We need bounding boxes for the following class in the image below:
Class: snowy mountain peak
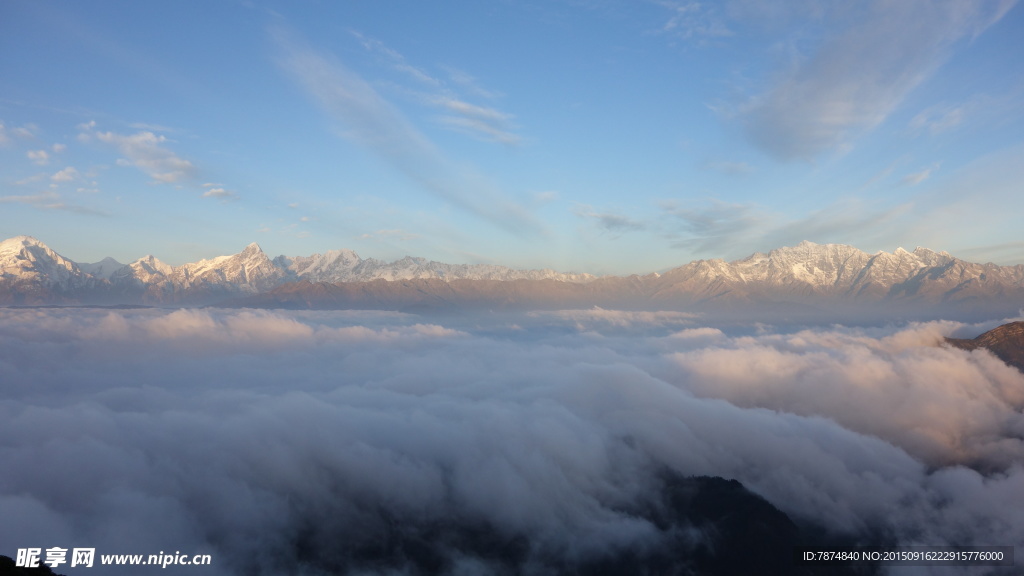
[909,246,951,267]
[279,248,363,280]
[1,235,46,249]
[765,241,867,261]
[79,257,125,280]
[172,243,282,290]
[129,255,173,276]
[240,242,265,257]
[0,235,86,288]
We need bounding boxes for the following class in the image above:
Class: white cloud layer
[1,308,1022,574]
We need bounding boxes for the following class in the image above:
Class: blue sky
[1,0,1022,274]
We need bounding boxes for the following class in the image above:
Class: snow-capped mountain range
[3,235,1024,319]
[0,235,592,305]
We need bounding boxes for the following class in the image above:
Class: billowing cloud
[2,308,1022,574]
[27,149,50,166]
[50,166,80,183]
[737,1,1016,160]
[90,129,196,183]
[201,187,236,200]
[664,321,1024,471]
[529,307,698,330]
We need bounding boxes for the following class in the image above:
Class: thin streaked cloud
[575,204,646,235]
[736,1,1016,161]
[900,163,940,186]
[351,31,522,145]
[274,28,541,236]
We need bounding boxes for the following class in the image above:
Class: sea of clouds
[1,307,1022,574]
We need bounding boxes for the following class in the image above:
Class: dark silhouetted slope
[945,321,1024,372]
[0,555,66,576]
[261,473,876,576]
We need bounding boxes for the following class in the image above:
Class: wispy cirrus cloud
[574,204,646,235]
[735,0,1017,161]
[567,193,913,260]
[351,31,521,145]
[661,200,768,254]
[653,0,733,40]
[442,65,502,100]
[273,28,540,236]
[758,200,913,250]
[360,229,419,242]
[900,163,940,186]
[0,189,107,216]
[0,121,36,144]
[0,190,61,206]
[431,97,521,145]
[661,198,912,259]
[954,240,1024,265]
[909,103,967,135]
[908,89,1024,136]
[350,30,442,88]
[703,160,754,175]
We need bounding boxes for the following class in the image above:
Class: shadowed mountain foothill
[945,321,1024,372]
[0,475,876,576]
[222,473,877,576]
[0,556,65,576]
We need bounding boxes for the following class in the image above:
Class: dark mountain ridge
[945,321,1024,372]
